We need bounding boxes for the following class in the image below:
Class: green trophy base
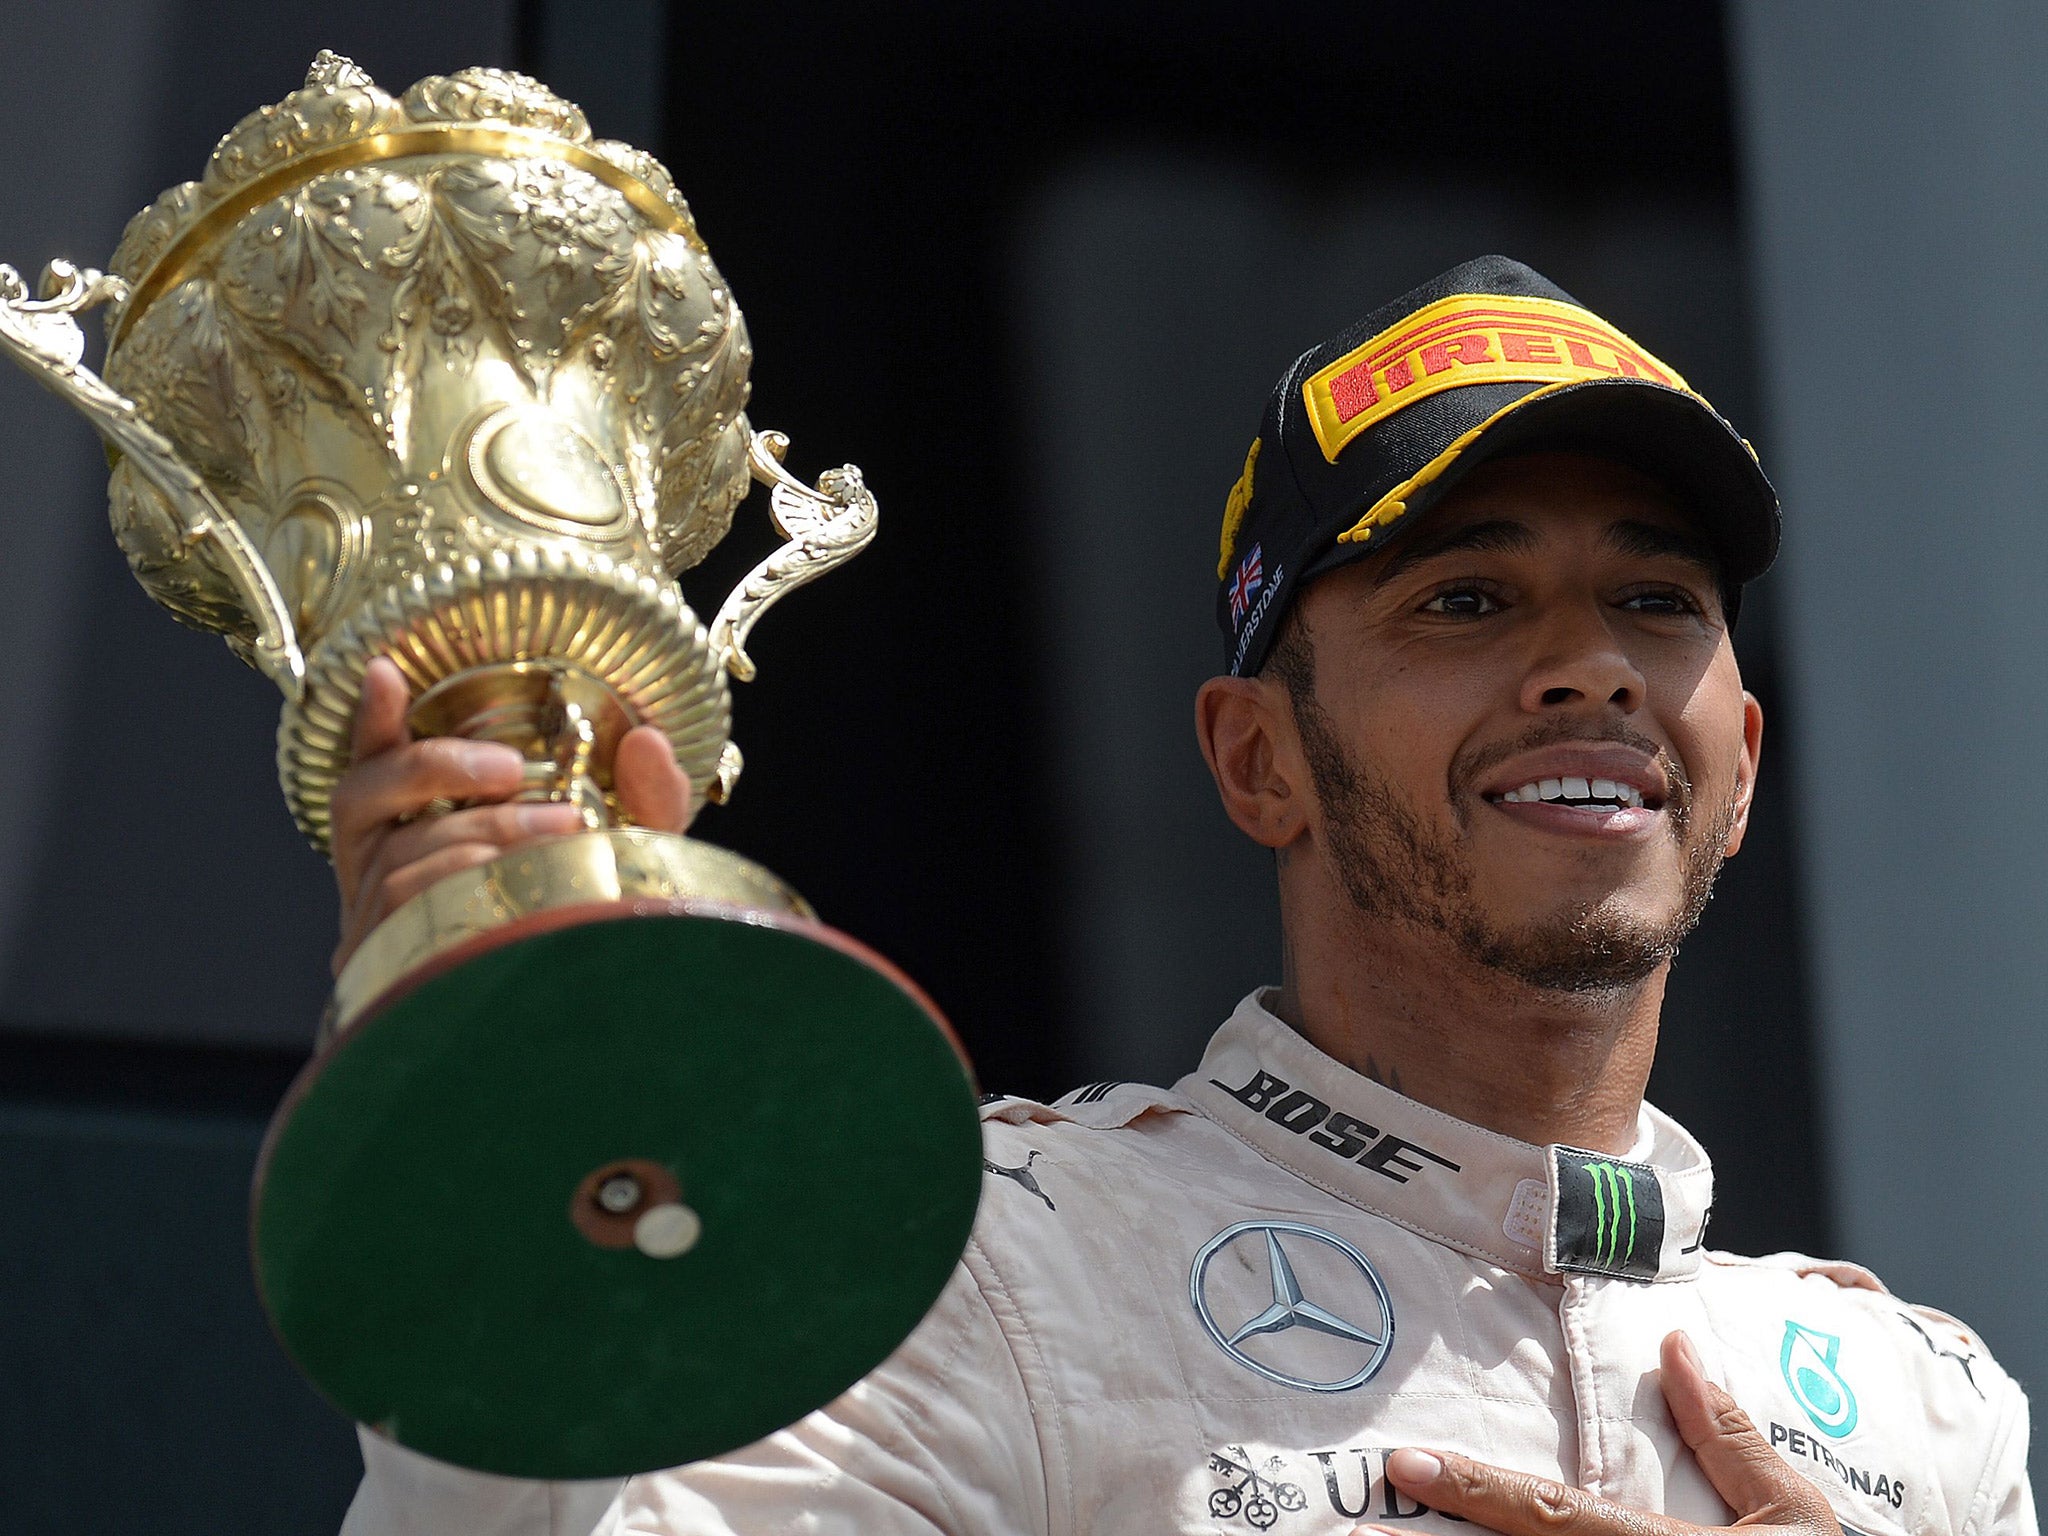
[252,904,982,1479]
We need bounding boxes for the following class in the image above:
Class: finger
[1380,1448,1680,1536]
[365,799,585,890]
[329,737,527,886]
[613,724,692,832]
[1660,1332,1834,1525]
[351,658,413,764]
[343,800,583,954]
[333,840,505,976]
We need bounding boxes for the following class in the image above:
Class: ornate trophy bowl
[0,54,981,1477]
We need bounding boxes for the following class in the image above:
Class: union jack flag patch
[1228,544,1264,629]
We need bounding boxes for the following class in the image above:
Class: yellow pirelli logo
[1301,293,1694,463]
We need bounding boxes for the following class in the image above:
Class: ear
[1195,674,1310,850]
[1721,690,1765,857]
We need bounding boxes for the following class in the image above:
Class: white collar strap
[1177,992,1715,1283]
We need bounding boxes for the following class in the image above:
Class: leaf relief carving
[106,459,259,645]
[400,68,589,142]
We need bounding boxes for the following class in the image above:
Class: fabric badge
[1551,1146,1665,1280]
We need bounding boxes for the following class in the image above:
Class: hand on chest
[1050,1209,1954,1536]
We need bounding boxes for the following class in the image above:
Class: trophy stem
[544,671,606,829]
[330,828,814,1035]
[406,660,633,830]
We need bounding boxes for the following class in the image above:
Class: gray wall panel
[0,1,182,997]
[1731,0,2048,1432]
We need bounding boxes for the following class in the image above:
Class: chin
[1485,876,1686,934]
[1458,891,1693,994]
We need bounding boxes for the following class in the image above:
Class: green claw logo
[1781,1321,1858,1439]
[1552,1147,1665,1278]
[1581,1160,1640,1268]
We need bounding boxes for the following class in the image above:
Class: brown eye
[1423,586,1500,617]
[1619,587,1702,617]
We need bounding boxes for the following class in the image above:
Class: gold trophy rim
[113,123,697,349]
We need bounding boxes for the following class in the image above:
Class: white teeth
[1495,777,1649,809]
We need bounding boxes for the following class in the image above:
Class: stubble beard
[1291,696,1735,995]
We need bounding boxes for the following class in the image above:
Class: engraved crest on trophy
[0,52,981,1478]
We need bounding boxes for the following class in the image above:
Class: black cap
[1215,255,1779,676]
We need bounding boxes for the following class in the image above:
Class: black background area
[643,0,1826,1258]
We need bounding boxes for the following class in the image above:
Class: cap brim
[1309,378,1780,593]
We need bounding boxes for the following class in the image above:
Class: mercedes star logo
[1189,1220,1395,1392]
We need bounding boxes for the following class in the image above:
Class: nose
[1517,605,1646,716]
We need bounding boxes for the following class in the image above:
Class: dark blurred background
[3,1,2042,1528]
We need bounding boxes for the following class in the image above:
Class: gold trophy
[0,53,981,1477]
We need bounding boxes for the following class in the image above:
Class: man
[337,257,2032,1535]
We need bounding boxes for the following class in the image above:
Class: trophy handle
[708,430,879,687]
[0,260,305,697]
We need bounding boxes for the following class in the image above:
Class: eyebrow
[1373,519,1538,584]
[1602,518,1720,575]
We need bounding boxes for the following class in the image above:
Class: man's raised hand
[327,656,692,974]
[1360,1332,1838,1536]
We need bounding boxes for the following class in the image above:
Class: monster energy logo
[1553,1147,1666,1280]
[1583,1160,1641,1267]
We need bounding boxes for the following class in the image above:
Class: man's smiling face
[1271,450,1762,993]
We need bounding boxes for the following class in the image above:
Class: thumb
[612,724,693,833]
[351,657,413,763]
[1660,1332,1832,1525]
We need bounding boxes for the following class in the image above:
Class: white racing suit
[343,992,2035,1536]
